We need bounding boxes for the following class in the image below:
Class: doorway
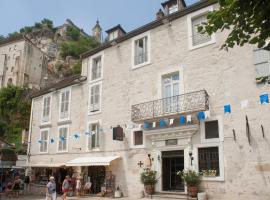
[162,150,184,191]
[88,166,106,194]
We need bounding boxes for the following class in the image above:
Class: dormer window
[161,0,186,15]
[106,25,126,42]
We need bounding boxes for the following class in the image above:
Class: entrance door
[162,150,184,191]
[88,166,106,194]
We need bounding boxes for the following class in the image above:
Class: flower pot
[144,183,155,195]
[188,186,198,197]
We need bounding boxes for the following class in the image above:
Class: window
[205,120,219,139]
[187,6,215,50]
[109,30,118,41]
[192,14,211,46]
[253,49,270,78]
[58,126,68,152]
[198,147,220,176]
[42,96,51,123]
[162,72,180,113]
[91,56,102,81]
[133,32,150,68]
[40,130,49,153]
[113,126,124,141]
[169,4,178,14]
[59,89,70,120]
[89,83,101,113]
[87,122,99,150]
[134,131,143,145]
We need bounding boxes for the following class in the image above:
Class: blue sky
[0,0,198,37]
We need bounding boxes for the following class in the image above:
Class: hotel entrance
[162,150,184,191]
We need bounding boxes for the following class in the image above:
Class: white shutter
[253,49,270,77]
[90,84,100,112]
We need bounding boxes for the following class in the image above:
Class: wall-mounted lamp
[157,155,160,161]
[189,150,194,166]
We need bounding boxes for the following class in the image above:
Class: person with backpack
[46,176,56,200]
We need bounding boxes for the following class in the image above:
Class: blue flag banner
[179,116,185,125]
[144,122,150,129]
[198,111,205,121]
[159,120,167,127]
[38,140,42,144]
[74,133,80,139]
[60,136,65,141]
[260,93,269,104]
[50,138,55,144]
[224,104,231,114]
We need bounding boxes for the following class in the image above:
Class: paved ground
[1,194,154,200]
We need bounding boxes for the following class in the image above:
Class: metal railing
[131,90,209,122]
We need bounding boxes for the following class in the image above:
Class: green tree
[41,18,53,29]
[8,32,21,38]
[66,26,80,41]
[60,36,99,58]
[198,0,270,50]
[0,86,31,148]
[0,35,5,41]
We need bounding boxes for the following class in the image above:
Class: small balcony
[131,90,209,123]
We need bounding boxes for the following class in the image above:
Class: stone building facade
[27,0,270,199]
[0,35,47,89]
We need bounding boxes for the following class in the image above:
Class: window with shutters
[253,49,270,78]
[59,89,71,120]
[87,122,100,150]
[132,32,150,69]
[39,129,49,153]
[58,126,68,152]
[42,95,51,123]
[191,15,211,46]
[198,147,220,177]
[187,6,215,50]
[89,83,101,114]
[91,56,102,81]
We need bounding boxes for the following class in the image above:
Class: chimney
[156,9,165,20]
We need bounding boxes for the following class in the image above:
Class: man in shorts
[46,176,56,200]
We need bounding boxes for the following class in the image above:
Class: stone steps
[146,192,197,200]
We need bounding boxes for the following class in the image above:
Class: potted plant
[140,168,157,195]
[178,169,201,197]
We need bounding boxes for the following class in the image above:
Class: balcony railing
[131,90,209,123]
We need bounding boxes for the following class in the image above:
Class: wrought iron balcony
[131,90,209,123]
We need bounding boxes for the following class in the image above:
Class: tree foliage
[198,0,270,50]
[20,18,54,34]
[0,86,31,148]
[60,36,99,59]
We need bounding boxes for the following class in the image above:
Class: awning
[66,156,120,166]
[26,162,66,167]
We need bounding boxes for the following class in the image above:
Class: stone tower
[92,20,102,43]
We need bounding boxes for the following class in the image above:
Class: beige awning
[26,162,66,167]
[66,156,120,166]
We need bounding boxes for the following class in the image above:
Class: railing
[131,90,209,123]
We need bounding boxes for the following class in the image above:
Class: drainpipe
[26,99,34,172]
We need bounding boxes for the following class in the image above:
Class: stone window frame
[58,87,71,122]
[200,115,224,144]
[41,93,52,125]
[57,124,69,153]
[131,31,151,70]
[39,128,49,154]
[89,51,104,84]
[130,127,145,149]
[187,5,216,50]
[193,142,225,181]
[86,120,101,152]
[88,82,102,115]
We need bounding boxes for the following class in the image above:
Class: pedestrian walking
[61,175,70,200]
[46,176,57,200]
